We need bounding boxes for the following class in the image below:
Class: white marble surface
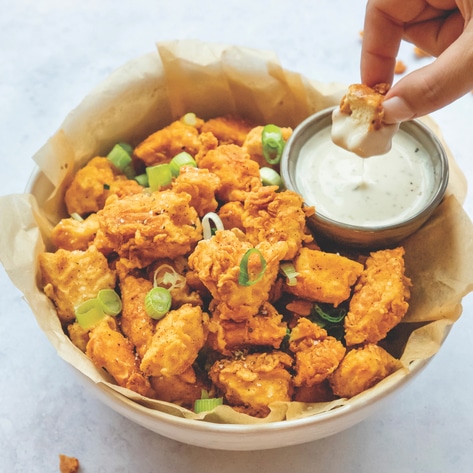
[1,0,473,471]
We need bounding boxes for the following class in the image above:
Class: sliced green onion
[145,287,172,320]
[260,166,284,189]
[262,124,285,165]
[134,173,149,187]
[153,264,187,291]
[118,142,133,155]
[312,303,347,324]
[70,212,84,222]
[202,212,225,240]
[146,163,173,192]
[96,289,122,316]
[75,299,107,329]
[107,143,133,173]
[280,262,299,286]
[238,248,267,286]
[169,151,197,177]
[194,397,223,413]
[182,112,198,126]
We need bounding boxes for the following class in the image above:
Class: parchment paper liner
[1,40,472,425]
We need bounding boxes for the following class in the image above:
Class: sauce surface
[295,127,434,227]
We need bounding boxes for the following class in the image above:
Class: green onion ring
[96,289,122,316]
[260,166,284,189]
[280,262,299,286]
[202,212,225,240]
[75,299,107,330]
[194,397,223,413]
[262,124,285,165]
[145,287,172,320]
[238,248,267,286]
[146,163,173,192]
[169,151,197,177]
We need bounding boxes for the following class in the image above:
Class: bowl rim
[280,107,450,233]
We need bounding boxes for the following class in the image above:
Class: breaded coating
[329,344,403,398]
[59,454,80,473]
[241,186,313,260]
[344,247,411,346]
[94,190,202,268]
[286,247,364,307]
[209,351,293,418]
[197,144,261,202]
[86,317,152,396]
[207,301,288,355]
[133,118,202,167]
[200,115,254,146]
[217,201,245,232]
[39,245,116,324]
[67,322,90,352]
[289,318,346,387]
[188,229,287,322]
[242,125,293,168]
[64,156,141,216]
[117,268,156,359]
[51,213,100,251]
[140,304,209,377]
[171,166,221,217]
[149,366,207,409]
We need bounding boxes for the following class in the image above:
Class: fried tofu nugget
[94,190,202,268]
[289,318,346,387]
[140,304,209,377]
[86,317,152,396]
[329,344,403,398]
[242,125,293,168]
[200,115,254,145]
[197,144,261,202]
[286,247,364,307]
[117,267,156,359]
[207,301,288,355]
[171,166,221,216]
[242,186,313,260]
[344,247,411,346]
[133,117,203,167]
[188,229,287,322]
[51,213,100,251]
[209,351,294,417]
[39,245,116,324]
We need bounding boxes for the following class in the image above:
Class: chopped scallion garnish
[201,212,224,240]
[169,151,197,177]
[107,143,135,178]
[134,173,149,187]
[146,163,173,192]
[182,112,198,126]
[144,287,172,320]
[238,248,267,286]
[193,390,223,413]
[260,166,284,189]
[153,264,187,291]
[75,299,107,329]
[262,124,285,165]
[96,289,122,316]
[280,262,299,286]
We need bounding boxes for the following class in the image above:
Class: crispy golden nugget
[64,156,142,216]
[140,304,209,377]
[51,213,100,251]
[67,322,90,352]
[293,380,335,403]
[286,247,364,307]
[217,201,245,232]
[242,186,313,260]
[207,301,288,355]
[149,366,207,408]
[171,166,221,216]
[242,125,293,168]
[39,245,116,324]
[86,317,152,396]
[188,229,287,322]
[196,144,261,202]
[209,351,293,418]
[94,190,202,268]
[289,318,346,387]
[344,247,411,346]
[133,118,203,167]
[200,115,254,146]
[329,344,403,398]
[117,268,156,359]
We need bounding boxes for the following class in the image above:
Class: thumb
[383,30,473,123]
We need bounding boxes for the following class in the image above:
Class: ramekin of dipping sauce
[280,107,449,249]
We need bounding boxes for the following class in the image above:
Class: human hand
[361,0,473,123]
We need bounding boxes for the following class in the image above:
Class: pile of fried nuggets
[39,114,411,418]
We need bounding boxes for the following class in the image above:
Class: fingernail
[383,97,416,124]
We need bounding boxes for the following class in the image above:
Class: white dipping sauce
[295,127,434,227]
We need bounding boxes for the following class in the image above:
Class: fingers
[383,28,473,122]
